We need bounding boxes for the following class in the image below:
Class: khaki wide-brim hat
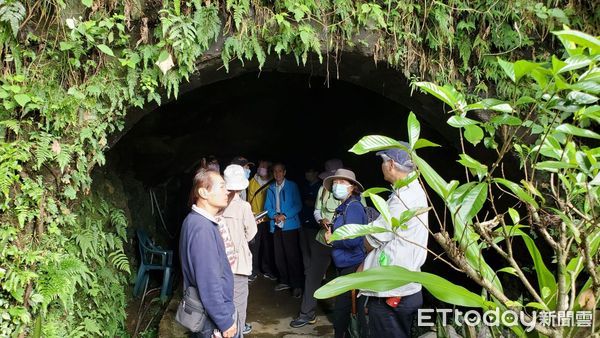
[323,168,364,192]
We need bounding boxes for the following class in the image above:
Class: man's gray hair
[381,154,415,173]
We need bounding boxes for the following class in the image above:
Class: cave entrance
[107,69,463,336]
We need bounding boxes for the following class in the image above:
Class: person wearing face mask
[322,169,368,338]
[247,160,277,282]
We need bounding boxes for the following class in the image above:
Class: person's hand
[320,218,331,229]
[324,227,332,244]
[222,323,237,338]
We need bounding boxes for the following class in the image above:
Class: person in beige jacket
[222,164,258,336]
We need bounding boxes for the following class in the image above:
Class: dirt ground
[157,274,335,337]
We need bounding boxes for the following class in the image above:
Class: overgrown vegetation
[316,30,599,337]
[0,0,597,336]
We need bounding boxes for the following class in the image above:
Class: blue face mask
[332,183,350,200]
[244,168,251,179]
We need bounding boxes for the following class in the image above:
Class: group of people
[179,145,429,338]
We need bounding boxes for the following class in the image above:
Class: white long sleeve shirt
[361,180,429,297]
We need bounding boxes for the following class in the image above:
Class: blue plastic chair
[133,229,174,300]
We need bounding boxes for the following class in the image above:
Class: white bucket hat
[224,164,249,190]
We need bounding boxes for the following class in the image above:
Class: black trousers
[273,228,304,288]
[333,264,367,338]
[299,227,331,319]
[367,291,423,338]
[250,221,277,276]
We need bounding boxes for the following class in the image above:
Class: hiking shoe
[290,315,317,328]
[248,273,258,283]
[262,273,277,281]
[242,323,252,334]
[274,283,291,291]
[292,287,302,298]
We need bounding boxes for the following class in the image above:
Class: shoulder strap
[249,179,274,204]
[342,199,362,224]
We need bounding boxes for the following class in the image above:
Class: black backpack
[340,199,380,224]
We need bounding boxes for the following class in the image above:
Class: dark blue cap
[376,142,414,171]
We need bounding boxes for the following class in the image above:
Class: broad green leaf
[81,0,93,7]
[413,154,448,198]
[503,226,556,307]
[497,267,518,277]
[414,82,464,111]
[393,171,419,189]
[497,58,515,82]
[393,207,431,228]
[515,96,536,105]
[567,91,598,105]
[97,44,115,57]
[508,208,520,224]
[452,183,487,225]
[464,125,484,146]
[457,154,488,180]
[514,60,541,82]
[329,223,389,241]
[315,266,486,308]
[552,30,600,53]
[556,123,600,139]
[349,135,404,155]
[559,55,592,73]
[362,187,390,197]
[369,194,391,226]
[490,114,522,126]
[407,112,420,148]
[525,302,550,311]
[14,94,31,107]
[494,178,539,209]
[535,161,577,172]
[466,98,513,113]
[413,138,441,150]
[447,115,479,128]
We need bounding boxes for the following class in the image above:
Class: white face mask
[244,168,251,179]
[332,183,350,200]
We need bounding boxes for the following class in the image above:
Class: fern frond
[108,249,130,274]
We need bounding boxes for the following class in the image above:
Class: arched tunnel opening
[103,69,480,336]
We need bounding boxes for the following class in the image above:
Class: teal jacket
[265,179,302,232]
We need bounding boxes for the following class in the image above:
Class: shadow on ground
[159,274,335,337]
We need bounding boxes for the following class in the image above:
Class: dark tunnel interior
[106,70,484,300]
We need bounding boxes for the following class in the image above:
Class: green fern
[108,249,130,274]
[0,0,25,38]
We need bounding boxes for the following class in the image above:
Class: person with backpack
[290,158,344,328]
[323,168,368,338]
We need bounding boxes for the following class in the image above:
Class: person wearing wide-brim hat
[322,168,364,194]
[322,168,368,338]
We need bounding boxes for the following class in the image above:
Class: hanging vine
[0,0,597,336]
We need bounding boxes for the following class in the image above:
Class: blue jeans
[367,291,423,338]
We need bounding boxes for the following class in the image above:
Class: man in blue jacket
[264,162,304,297]
[180,169,238,337]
